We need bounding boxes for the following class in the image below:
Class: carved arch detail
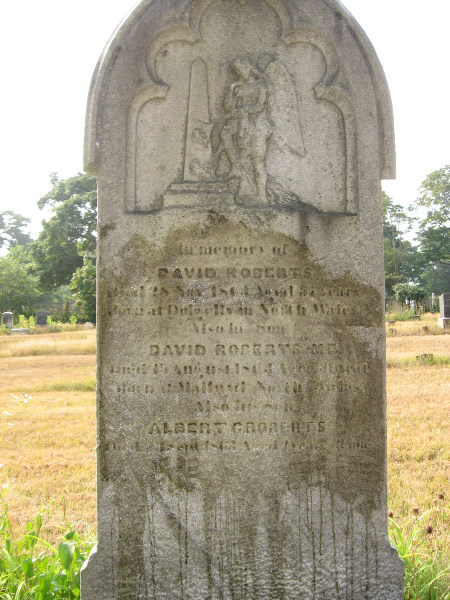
[85,0,394,211]
[132,0,358,213]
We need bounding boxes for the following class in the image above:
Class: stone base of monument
[163,182,235,208]
[437,318,450,329]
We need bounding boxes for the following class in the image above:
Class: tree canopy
[382,192,419,297]
[32,173,97,289]
[0,256,41,315]
[70,257,96,323]
[413,165,450,266]
[0,211,32,250]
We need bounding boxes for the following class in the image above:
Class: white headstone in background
[438,293,450,329]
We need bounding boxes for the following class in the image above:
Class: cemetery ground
[0,317,449,597]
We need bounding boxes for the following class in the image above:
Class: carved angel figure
[215,57,305,205]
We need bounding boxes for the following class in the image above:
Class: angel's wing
[265,61,305,157]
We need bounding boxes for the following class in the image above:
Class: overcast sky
[1,0,449,237]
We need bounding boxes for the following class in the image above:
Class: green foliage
[393,282,427,307]
[70,258,96,323]
[0,257,41,315]
[382,192,420,296]
[390,511,450,599]
[0,324,11,336]
[387,309,416,322]
[31,173,97,290]
[420,263,450,298]
[45,316,64,333]
[0,504,94,599]
[383,192,412,242]
[413,165,450,268]
[6,244,34,269]
[384,238,421,297]
[0,212,32,250]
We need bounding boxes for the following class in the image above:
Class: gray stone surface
[437,294,450,329]
[437,318,450,330]
[82,0,403,598]
[439,293,450,319]
[1,312,13,328]
[36,311,51,326]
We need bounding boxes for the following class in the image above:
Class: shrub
[389,507,450,599]
[0,504,94,599]
[0,257,41,316]
[46,316,64,333]
[70,258,96,323]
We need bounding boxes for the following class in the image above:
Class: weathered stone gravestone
[1,312,13,328]
[82,0,403,598]
[438,293,450,329]
[36,311,51,326]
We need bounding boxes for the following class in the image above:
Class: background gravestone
[82,0,404,598]
[1,312,13,328]
[438,293,450,329]
[36,311,51,326]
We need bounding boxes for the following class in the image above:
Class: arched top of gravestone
[85,0,395,214]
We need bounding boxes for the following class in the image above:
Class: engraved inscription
[95,217,390,600]
[101,232,379,484]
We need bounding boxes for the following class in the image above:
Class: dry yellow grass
[386,312,450,337]
[0,355,95,394]
[0,330,96,358]
[387,366,450,509]
[0,330,97,541]
[0,389,96,540]
[386,334,450,366]
[0,328,449,559]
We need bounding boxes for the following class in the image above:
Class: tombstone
[82,1,403,598]
[438,293,450,329]
[36,311,51,326]
[11,329,29,335]
[388,319,396,326]
[414,314,420,321]
[432,292,436,310]
[1,312,13,328]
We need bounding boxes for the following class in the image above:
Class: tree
[0,256,41,316]
[382,192,419,296]
[384,237,420,297]
[413,165,450,267]
[32,173,97,289]
[70,257,96,323]
[392,282,427,309]
[0,211,32,250]
[419,262,450,298]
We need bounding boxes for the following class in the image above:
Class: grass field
[0,326,449,594]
